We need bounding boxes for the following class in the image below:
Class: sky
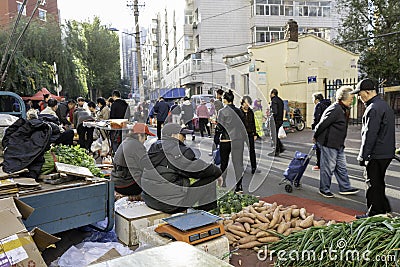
[57,0,163,30]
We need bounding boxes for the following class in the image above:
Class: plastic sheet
[55,242,133,267]
[114,197,146,212]
[82,218,118,243]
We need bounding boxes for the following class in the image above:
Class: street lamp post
[133,0,144,102]
[109,27,143,100]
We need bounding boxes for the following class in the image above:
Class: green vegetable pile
[269,216,400,267]
[210,190,259,215]
[41,145,104,177]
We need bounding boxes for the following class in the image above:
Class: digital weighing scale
[155,210,225,245]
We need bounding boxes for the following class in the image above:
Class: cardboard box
[0,198,60,267]
[115,205,170,246]
[0,198,35,220]
[137,225,230,263]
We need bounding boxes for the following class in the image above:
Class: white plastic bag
[278,126,287,139]
[101,140,110,156]
[90,138,102,152]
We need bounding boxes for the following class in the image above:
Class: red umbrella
[22,87,63,101]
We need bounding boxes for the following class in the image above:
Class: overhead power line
[336,31,400,45]
[0,0,27,73]
[0,0,42,87]
[202,4,252,21]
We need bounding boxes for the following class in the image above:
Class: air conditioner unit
[192,21,197,29]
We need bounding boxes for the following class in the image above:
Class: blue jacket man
[153,97,170,139]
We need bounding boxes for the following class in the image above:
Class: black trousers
[220,140,244,186]
[365,159,392,216]
[246,133,257,171]
[271,121,284,152]
[157,120,164,139]
[316,146,321,167]
[77,125,94,150]
[185,120,195,139]
[115,182,142,196]
[159,175,218,214]
[199,118,210,137]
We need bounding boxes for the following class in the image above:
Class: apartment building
[142,18,162,96]
[0,0,59,27]
[120,29,136,95]
[142,0,341,98]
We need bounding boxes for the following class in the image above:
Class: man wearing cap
[111,123,156,201]
[141,123,222,213]
[351,78,395,218]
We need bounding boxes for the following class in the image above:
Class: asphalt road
[182,125,400,216]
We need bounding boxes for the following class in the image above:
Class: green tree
[65,17,120,99]
[0,15,82,97]
[335,0,400,85]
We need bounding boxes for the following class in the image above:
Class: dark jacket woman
[240,107,257,136]
[314,102,350,150]
[312,99,331,130]
[216,104,246,141]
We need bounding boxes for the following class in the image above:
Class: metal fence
[325,78,400,127]
[324,78,364,125]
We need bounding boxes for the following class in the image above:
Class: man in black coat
[141,123,222,214]
[351,79,395,218]
[153,97,170,139]
[110,90,129,119]
[109,90,130,152]
[269,88,285,156]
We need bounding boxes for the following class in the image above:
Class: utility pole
[128,0,145,102]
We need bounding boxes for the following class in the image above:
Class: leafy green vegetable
[41,145,104,177]
[210,189,259,215]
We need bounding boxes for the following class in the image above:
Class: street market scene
[0,0,400,266]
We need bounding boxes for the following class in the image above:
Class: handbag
[213,146,221,165]
[278,125,287,139]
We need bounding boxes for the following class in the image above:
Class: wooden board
[0,168,29,179]
[55,162,93,178]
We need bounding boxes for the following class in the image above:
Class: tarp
[22,88,63,101]
[149,88,186,101]
[161,88,186,99]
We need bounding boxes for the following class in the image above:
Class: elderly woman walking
[313,86,359,198]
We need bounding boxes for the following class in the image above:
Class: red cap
[132,123,155,136]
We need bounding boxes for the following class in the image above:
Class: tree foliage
[0,15,121,100]
[335,0,400,85]
[0,15,82,96]
[64,17,120,99]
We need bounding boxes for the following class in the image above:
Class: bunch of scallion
[268,216,400,267]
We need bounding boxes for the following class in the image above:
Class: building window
[256,26,285,43]
[184,36,193,50]
[243,74,249,95]
[185,10,193,24]
[16,1,26,16]
[255,0,331,17]
[230,75,235,89]
[38,9,47,21]
[195,35,199,50]
[299,27,331,40]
